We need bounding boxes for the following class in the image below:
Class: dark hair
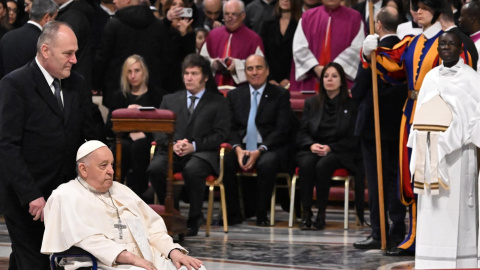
[182,54,220,94]
[464,1,480,19]
[194,27,209,37]
[386,0,407,23]
[316,62,349,107]
[30,0,58,22]
[274,0,301,22]
[377,6,400,32]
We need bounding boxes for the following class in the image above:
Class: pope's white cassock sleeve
[408,61,480,269]
[292,19,364,81]
[41,180,186,269]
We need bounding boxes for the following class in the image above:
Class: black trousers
[4,199,50,270]
[297,152,343,215]
[361,138,406,241]
[223,149,280,219]
[148,153,214,224]
[116,137,151,197]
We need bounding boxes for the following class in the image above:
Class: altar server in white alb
[41,140,206,270]
[408,31,480,269]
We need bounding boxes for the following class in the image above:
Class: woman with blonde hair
[106,54,163,201]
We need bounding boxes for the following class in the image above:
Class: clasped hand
[236,147,260,171]
[310,143,330,156]
[174,139,194,157]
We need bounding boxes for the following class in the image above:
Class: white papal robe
[41,178,186,270]
[408,61,480,269]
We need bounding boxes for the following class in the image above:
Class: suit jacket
[154,90,229,173]
[0,23,41,78]
[226,83,291,152]
[351,35,407,140]
[56,1,94,90]
[0,60,104,214]
[296,96,359,156]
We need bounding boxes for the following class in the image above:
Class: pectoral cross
[114,218,127,239]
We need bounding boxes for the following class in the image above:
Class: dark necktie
[53,79,63,111]
[188,96,197,116]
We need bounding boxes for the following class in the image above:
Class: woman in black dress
[296,62,363,230]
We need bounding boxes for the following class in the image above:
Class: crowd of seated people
[10,1,480,268]
[4,0,480,264]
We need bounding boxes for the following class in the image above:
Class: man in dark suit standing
[0,0,58,78]
[0,21,104,269]
[147,54,229,237]
[55,0,94,90]
[223,54,291,226]
[351,6,407,251]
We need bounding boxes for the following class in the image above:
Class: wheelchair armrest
[50,246,98,270]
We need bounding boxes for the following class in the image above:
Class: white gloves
[362,34,379,56]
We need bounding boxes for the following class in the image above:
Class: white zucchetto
[76,140,107,161]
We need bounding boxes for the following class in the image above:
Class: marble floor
[0,203,415,270]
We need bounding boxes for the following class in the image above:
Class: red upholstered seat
[290,99,305,112]
[332,168,349,178]
[289,91,317,99]
[173,172,218,184]
[112,108,176,120]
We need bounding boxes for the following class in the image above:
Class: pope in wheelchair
[41,140,206,270]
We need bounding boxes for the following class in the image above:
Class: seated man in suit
[223,54,291,226]
[147,54,229,237]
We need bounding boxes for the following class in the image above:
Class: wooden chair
[111,108,187,237]
[289,168,353,229]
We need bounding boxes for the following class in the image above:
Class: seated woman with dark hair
[106,55,163,201]
[296,62,364,230]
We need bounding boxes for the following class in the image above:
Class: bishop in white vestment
[41,141,205,270]
[407,32,480,269]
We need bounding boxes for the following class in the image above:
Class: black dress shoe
[300,218,312,230]
[353,236,381,250]
[384,247,415,256]
[256,217,271,227]
[186,216,206,237]
[300,210,313,230]
[218,215,243,226]
[314,218,325,230]
[314,211,325,230]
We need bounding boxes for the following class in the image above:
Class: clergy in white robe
[407,32,480,269]
[41,140,205,270]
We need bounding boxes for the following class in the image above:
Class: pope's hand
[170,249,204,270]
[362,34,379,56]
